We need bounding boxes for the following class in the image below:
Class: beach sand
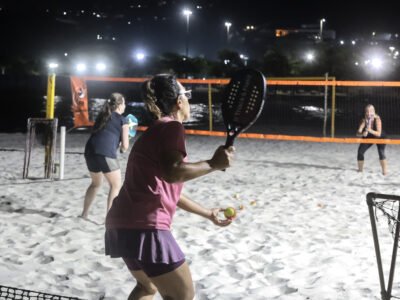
[0,132,399,300]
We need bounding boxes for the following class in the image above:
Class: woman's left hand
[208,208,232,227]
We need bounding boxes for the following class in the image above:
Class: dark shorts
[123,257,185,277]
[105,228,185,278]
[85,153,119,173]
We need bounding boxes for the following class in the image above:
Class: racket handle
[222,136,235,171]
[225,135,235,148]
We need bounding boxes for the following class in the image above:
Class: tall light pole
[225,21,232,44]
[319,18,326,42]
[183,9,192,57]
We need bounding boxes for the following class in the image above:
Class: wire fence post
[331,78,336,137]
[323,73,329,137]
[208,83,213,131]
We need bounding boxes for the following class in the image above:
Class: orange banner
[70,76,93,128]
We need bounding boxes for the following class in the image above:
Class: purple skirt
[105,228,185,264]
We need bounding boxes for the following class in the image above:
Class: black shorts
[85,153,120,173]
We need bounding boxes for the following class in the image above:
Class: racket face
[221,69,266,146]
[126,114,138,138]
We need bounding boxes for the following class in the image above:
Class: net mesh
[0,286,81,300]
[371,198,400,243]
[62,77,400,138]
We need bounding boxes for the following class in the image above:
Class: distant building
[275,24,336,41]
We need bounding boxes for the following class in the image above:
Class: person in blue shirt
[81,93,129,219]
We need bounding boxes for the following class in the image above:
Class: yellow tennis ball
[224,207,236,219]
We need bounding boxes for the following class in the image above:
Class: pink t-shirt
[106,117,187,230]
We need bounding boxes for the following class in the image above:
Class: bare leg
[103,169,122,212]
[357,160,364,172]
[150,262,195,300]
[127,270,158,300]
[380,159,388,175]
[81,172,103,218]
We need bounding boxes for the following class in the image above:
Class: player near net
[105,74,235,300]
[81,93,130,219]
[356,104,388,175]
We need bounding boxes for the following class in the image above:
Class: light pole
[225,21,232,44]
[319,18,326,42]
[183,9,192,57]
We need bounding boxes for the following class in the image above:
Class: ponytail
[142,74,180,120]
[92,93,124,133]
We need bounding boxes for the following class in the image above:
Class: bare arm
[356,119,366,137]
[177,194,232,226]
[177,193,211,218]
[160,146,234,183]
[120,124,130,153]
[367,117,382,137]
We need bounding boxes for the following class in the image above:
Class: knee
[110,181,121,191]
[139,282,158,295]
[357,153,364,161]
[129,282,157,299]
[89,182,102,189]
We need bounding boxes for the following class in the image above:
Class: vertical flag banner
[70,76,93,128]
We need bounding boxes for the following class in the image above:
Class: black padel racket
[222,68,266,147]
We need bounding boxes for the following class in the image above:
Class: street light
[183,9,192,57]
[48,62,59,70]
[225,21,232,44]
[76,63,87,73]
[136,52,145,61]
[305,52,315,62]
[319,18,326,41]
[240,54,248,66]
[95,62,106,72]
[371,57,383,70]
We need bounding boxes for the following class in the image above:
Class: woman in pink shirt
[105,74,235,300]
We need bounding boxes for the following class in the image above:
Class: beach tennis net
[0,285,81,300]
[61,76,400,139]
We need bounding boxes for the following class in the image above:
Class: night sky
[1,0,399,60]
[1,0,395,33]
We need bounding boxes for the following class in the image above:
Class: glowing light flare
[371,57,383,69]
[183,9,192,16]
[48,62,59,69]
[305,52,315,62]
[95,63,106,71]
[76,63,87,72]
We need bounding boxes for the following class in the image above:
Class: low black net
[0,286,81,300]
[367,193,400,300]
[371,198,400,243]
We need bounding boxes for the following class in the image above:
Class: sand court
[0,132,399,299]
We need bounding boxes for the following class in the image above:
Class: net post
[46,73,56,119]
[208,83,213,131]
[386,204,400,298]
[366,192,388,300]
[323,73,328,137]
[59,126,66,180]
[330,78,336,138]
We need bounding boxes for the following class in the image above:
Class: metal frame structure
[367,192,400,300]
[22,118,58,179]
